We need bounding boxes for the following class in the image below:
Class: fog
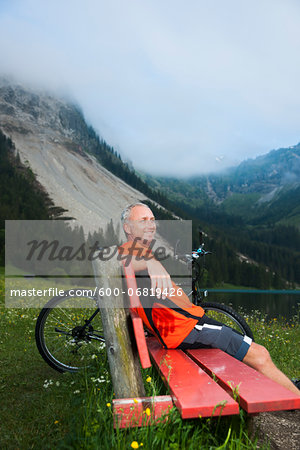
[1,0,300,176]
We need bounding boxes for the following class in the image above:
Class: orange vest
[118,241,204,348]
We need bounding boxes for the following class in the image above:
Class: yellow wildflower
[146,376,151,383]
[131,441,139,449]
[106,403,111,407]
[145,408,151,416]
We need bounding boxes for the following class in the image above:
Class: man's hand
[146,258,173,300]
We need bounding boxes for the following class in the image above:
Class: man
[119,202,299,395]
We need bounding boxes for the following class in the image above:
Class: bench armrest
[121,260,152,369]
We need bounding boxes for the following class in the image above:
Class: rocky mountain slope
[0,79,149,233]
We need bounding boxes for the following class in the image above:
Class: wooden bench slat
[147,338,239,418]
[121,260,152,368]
[187,348,300,413]
[130,311,152,368]
[121,260,142,308]
[113,395,174,428]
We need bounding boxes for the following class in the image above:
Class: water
[206,290,300,322]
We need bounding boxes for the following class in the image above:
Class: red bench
[113,262,300,428]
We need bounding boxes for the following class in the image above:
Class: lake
[206,290,300,322]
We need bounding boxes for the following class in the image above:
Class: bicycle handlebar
[174,246,212,262]
[173,242,212,286]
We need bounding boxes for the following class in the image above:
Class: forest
[0,130,68,265]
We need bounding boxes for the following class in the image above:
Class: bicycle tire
[201,301,254,341]
[35,292,105,373]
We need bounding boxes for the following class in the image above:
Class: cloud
[1,0,300,175]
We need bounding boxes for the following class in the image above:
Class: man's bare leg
[243,342,300,395]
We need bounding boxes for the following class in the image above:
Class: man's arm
[130,256,173,300]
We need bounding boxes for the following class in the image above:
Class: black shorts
[179,314,252,361]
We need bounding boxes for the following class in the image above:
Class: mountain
[140,144,300,289]
[142,145,300,228]
[1,79,299,288]
[0,78,175,234]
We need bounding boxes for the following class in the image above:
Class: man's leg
[180,316,299,396]
[243,342,300,395]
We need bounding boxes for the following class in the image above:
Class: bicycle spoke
[36,296,106,372]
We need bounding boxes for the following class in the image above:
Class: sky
[1,0,300,176]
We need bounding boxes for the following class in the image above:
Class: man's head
[121,202,156,245]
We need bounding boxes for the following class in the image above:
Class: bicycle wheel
[202,301,254,341]
[35,292,105,373]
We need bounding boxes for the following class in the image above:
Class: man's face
[124,205,156,244]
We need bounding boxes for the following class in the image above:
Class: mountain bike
[35,240,254,373]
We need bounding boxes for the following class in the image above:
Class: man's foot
[291,378,300,390]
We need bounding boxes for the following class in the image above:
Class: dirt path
[252,410,300,449]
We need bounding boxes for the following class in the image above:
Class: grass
[1,270,299,449]
[244,308,300,377]
[0,275,84,449]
